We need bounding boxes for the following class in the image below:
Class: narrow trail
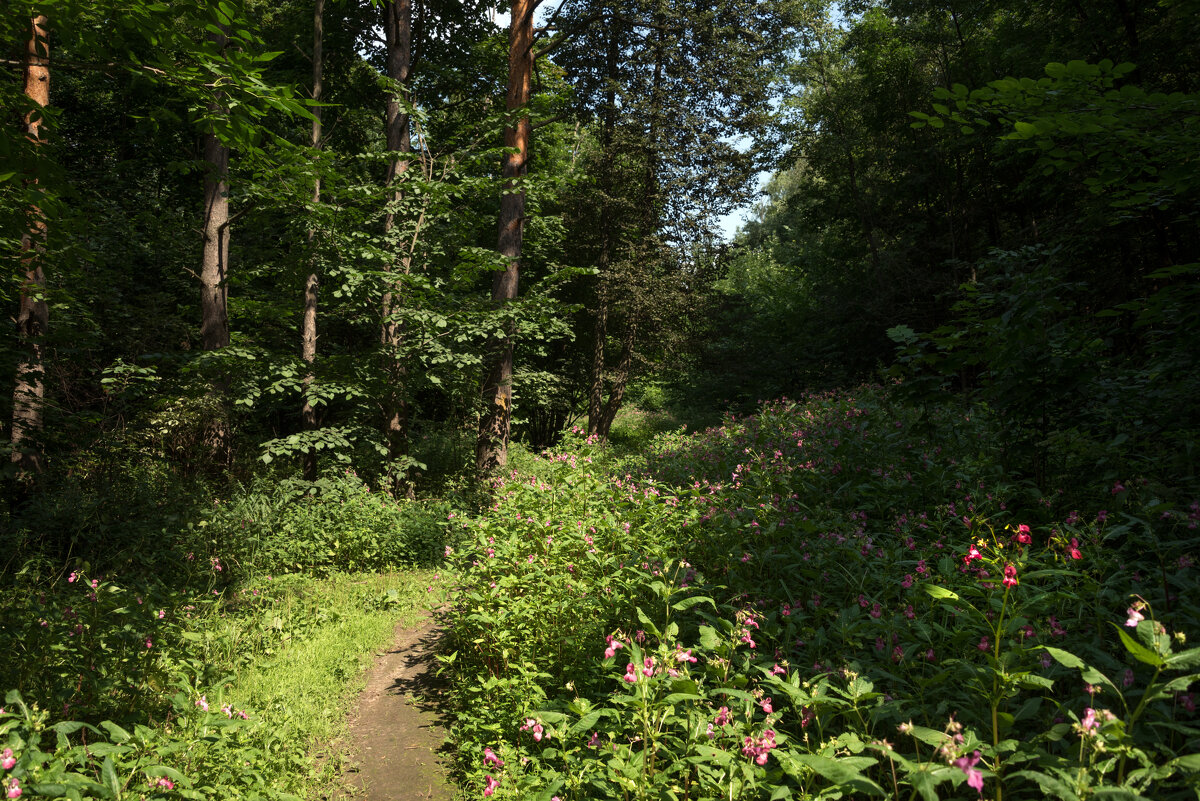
[340,614,455,800]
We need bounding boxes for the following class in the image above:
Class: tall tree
[199,25,232,353]
[380,0,414,494]
[300,0,325,481]
[476,0,537,473]
[10,12,51,477]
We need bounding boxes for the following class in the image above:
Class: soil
[339,614,456,800]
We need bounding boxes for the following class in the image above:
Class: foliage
[441,387,1200,799]
[0,562,445,800]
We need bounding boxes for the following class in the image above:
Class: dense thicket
[687,0,1200,493]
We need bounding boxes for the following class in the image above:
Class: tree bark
[11,13,51,477]
[598,313,637,440]
[381,0,415,496]
[587,20,619,437]
[300,0,325,481]
[476,0,535,475]
[199,28,231,352]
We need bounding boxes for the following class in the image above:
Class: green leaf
[1043,646,1085,669]
[102,755,121,797]
[671,595,715,612]
[924,585,960,601]
[1112,623,1164,667]
[100,720,132,743]
[782,754,884,795]
[1165,647,1200,670]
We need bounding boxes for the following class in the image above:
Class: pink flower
[953,750,984,793]
[870,602,883,619]
[977,636,990,652]
[1080,707,1099,732]
[1125,607,1144,627]
[770,663,786,676]
[1002,564,1018,588]
[623,663,637,683]
[145,638,154,649]
[901,574,913,588]
[604,635,624,659]
[714,706,731,727]
[963,546,982,564]
[1,749,14,770]
[1112,481,1125,494]
[1015,524,1032,545]
[760,697,773,714]
[1069,538,1083,559]
[520,718,544,741]
[483,774,500,796]
[155,777,174,789]
[587,731,600,748]
[483,747,504,767]
[904,604,915,619]
[68,572,77,583]
[195,695,209,712]
[675,649,697,664]
[6,778,21,799]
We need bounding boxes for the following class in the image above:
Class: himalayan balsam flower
[6,778,21,799]
[954,750,984,794]
[483,775,500,796]
[1125,607,1145,627]
[1015,524,1032,545]
[155,778,175,790]
[195,695,209,712]
[483,747,504,767]
[623,663,637,683]
[1069,538,1083,560]
[1002,564,1018,588]
[760,697,773,714]
[604,635,624,659]
[0,749,14,770]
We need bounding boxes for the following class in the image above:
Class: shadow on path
[340,613,455,800]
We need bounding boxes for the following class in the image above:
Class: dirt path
[340,615,456,800]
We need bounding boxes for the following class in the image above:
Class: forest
[2,0,1198,799]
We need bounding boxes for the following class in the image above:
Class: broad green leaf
[783,753,884,795]
[1113,623,1164,667]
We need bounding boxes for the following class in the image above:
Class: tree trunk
[586,281,607,435]
[199,29,231,352]
[598,313,637,440]
[476,0,534,474]
[587,21,619,437]
[381,0,415,496]
[11,13,51,478]
[300,0,325,482]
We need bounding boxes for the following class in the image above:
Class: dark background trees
[2,0,1197,524]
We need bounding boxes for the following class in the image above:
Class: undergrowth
[441,387,1200,800]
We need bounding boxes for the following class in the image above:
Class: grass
[225,571,448,792]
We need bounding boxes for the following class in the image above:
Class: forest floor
[339,612,456,800]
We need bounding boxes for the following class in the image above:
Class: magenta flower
[963,546,982,564]
[977,636,990,652]
[953,750,984,793]
[1125,607,1144,627]
[1080,707,1099,732]
[603,635,624,659]
[483,774,500,796]
[1,749,14,770]
[1015,524,1032,545]
[483,747,504,767]
[760,697,773,714]
[6,778,21,799]
[623,663,637,683]
[1002,564,1018,588]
